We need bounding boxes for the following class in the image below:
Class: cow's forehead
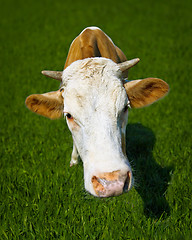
[62,58,128,116]
[62,57,122,83]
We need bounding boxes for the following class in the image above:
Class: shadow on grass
[126,123,172,219]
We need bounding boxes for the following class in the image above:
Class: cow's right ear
[25,89,64,119]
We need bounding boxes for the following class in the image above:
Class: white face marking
[62,58,132,196]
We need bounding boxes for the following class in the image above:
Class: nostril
[123,171,132,192]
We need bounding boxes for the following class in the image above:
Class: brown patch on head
[124,78,169,108]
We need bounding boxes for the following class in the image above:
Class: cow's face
[26,57,169,197]
[62,58,132,196]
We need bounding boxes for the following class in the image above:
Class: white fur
[61,58,133,196]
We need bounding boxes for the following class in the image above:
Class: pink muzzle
[91,170,132,197]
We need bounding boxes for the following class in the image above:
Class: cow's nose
[91,170,132,197]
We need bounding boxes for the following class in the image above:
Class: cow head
[26,57,169,197]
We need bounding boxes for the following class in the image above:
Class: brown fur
[124,78,169,108]
[25,89,64,119]
[64,28,128,77]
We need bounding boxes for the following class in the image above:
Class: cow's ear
[25,89,64,119]
[124,78,169,108]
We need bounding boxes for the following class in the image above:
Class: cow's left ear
[124,78,169,108]
[25,89,64,119]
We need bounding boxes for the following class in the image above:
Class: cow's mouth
[91,170,132,197]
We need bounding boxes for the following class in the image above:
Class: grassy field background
[0,0,192,239]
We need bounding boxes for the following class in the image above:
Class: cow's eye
[66,113,73,119]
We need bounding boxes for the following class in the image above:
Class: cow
[25,27,169,197]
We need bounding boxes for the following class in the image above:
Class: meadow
[0,0,192,239]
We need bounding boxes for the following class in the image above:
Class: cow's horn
[41,70,63,81]
[118,58,140,72]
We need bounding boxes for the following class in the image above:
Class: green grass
[0,0,192,239]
